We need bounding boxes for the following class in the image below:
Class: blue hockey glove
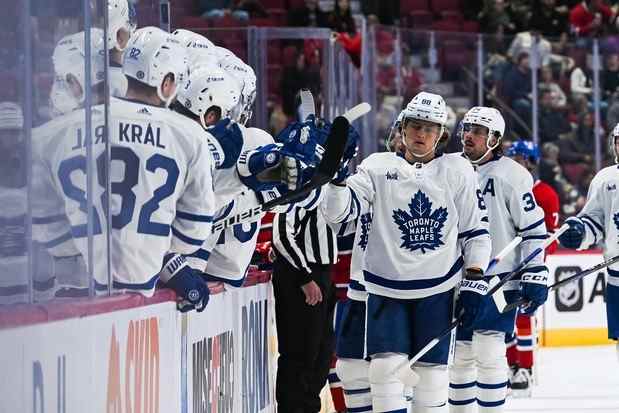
[237,143,284,192]
[558,217,585,249]
[457,269,489,329]
[207,118,244,169]
[519,267,549,315]
[276,115,329,167]
[160,254,210,313]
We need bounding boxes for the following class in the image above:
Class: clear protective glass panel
[1,0,110,306]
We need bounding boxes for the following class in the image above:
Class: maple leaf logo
[358,212,372,250]
[392,190,448,254]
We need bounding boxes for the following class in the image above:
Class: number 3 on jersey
[58,147,179,237]
[522,192,536,212]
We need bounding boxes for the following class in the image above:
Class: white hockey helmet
[50,29,106,115]
[610,123,619,163]
[171,29,219,69]
[460,106,505,164]
[108,0,137,51]
[401,91,448,127]
[177,64,242,129]
[122,26,189,106]
[218,53,256,124]
[0,102,23,131]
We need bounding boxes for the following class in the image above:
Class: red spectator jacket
[570,1,614,36]
[533,180,560,255]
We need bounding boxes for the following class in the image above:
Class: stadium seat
[406,10,433,29]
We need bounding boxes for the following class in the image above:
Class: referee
[272,205,337,413]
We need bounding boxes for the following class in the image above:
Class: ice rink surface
[506,345,619,412]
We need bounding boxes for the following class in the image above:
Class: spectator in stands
[606,90,619,130]
[529,0,570,39]
[556,111,595,184]
[199,0,251,21]
[602,53,619,100]
[507,31,552,66]
[479,0,518,35]
[281,49,322,117]
[287,0,329,27]
[539,88,572,144]
[328,0,361,67]
[360,0,399,26]
[569,0,617,37]
[539,65,567,109]
[503,52,533,132]
[570,63,593,109]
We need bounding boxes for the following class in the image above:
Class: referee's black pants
[272,258,336,413]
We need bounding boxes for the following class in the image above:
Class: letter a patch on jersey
[392,190,448,253]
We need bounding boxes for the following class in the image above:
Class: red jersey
[533,180,560,255]
[570,1,614,36]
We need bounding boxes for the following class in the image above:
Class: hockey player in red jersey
[505,139,560,396]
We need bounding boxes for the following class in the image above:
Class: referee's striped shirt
[272,208,338,273]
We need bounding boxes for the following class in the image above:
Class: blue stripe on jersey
[32,214,66,224]
[481,216,489,223]
[478,399,505,407]
[44,231,73,248]
[522,234,547,241]
[450,381,476,389]
[349,279,367,291]
[581,218,598,245]
[477,381,508,389]
[171,226,205,246]
[581,214,605,235]
[94,273,159,291]
[609,268,619,277]
[363,257,463,290]
[581,214,604,233]
[449,399,476,406]
[214,201,235,222]
[517,338,533,347]
[187,248,211,261]
[516,218,545,233]
[344,387,371,395]
[176,210,213,222]
[339,188,359,223]
[202,271,246,287]
[347,407,373,413]
[304,187,323,210]
[458,228,489,240]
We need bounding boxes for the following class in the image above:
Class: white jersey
[338,209,373,301]
[322,152,491,299]
[186,125,274,285]
[475,155,547,288]
[32,97,215,296]
[576,165,619,286]
[109,64,128,98]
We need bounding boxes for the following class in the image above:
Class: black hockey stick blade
[261,115,350,211]
[501,253,619,313]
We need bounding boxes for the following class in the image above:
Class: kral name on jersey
[71,121,166,150]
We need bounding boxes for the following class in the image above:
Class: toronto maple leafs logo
[358,213,372,250]
[392,190,448,253]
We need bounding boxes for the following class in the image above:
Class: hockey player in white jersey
[321,92,491,412]
[33,26,213,312]
[49,29,106,116]
[107,0,137,97]
[557,123,619,360]
[449,107,549,412]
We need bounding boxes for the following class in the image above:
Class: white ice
[506,345,619,412]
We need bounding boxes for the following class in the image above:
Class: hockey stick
[262,102,371,210]
[500,253,619,314]
[489,223,569,313]
[395,235,524,386]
